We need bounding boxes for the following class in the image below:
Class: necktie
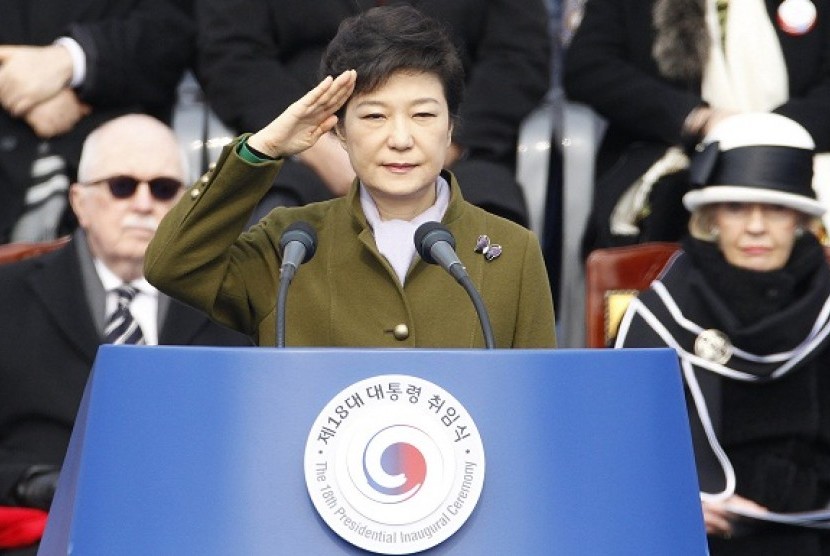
[104,285,146,345]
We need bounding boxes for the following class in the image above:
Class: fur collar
[652,0,709,81]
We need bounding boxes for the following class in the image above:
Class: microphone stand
[276,272,292,348]
[459,275,495,349]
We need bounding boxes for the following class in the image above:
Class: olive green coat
[145,139,556,348]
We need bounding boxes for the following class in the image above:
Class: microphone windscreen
[414,221,455,264]
[279,221,318,263]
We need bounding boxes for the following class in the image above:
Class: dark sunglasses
[85,175,183,201]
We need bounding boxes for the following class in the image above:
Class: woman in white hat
[616,113,830,555]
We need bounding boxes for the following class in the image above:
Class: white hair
[77,113,189,182]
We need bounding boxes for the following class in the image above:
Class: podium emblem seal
[304,374,485,554]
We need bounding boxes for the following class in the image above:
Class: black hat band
[694,144,815,199]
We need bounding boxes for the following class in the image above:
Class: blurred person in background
[0,0,195,244]
[564,0,830,255]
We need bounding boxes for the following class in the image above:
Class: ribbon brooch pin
[474,235,502,261]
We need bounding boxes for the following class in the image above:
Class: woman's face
[339,70,452,220]
[713,202,801,271]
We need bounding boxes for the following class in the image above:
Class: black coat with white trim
[616,240,830,555]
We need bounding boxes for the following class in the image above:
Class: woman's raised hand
[247,69,356,159]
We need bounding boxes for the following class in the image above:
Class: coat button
[190,188,201,199]
[392,324,409,341]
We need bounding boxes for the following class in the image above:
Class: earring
[795,226,805,238]
[710,226,720,239]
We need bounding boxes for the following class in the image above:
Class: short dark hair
[320,5,465,120]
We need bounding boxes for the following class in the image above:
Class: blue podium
[40,346,707,555]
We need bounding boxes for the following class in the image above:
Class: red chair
[585,242,679,348]
[0,506,48,549]
[0,236,70,265]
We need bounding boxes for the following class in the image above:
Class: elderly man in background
[0,114,251,556]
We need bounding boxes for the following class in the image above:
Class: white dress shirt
[94,260,160,345]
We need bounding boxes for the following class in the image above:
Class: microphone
[276,221,317,347]
[279,221,317,282]
[414,222,495,349]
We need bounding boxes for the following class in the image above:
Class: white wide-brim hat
[683,113,826,217]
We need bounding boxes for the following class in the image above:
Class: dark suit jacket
[195,0,552,225]
[0,239,252,506]
[0,0,195,242]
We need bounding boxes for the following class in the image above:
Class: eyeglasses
[83,175,183,201]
